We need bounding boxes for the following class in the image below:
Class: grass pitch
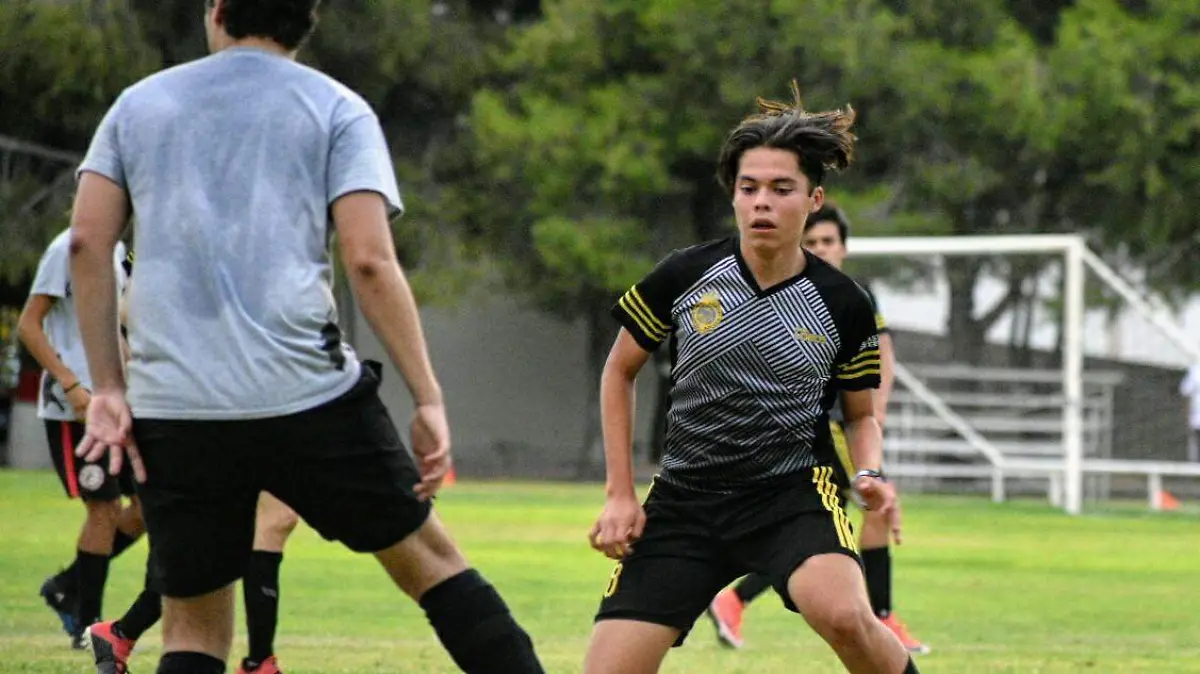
[2,470,1198,673]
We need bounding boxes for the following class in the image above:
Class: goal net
[846,234,1200,515]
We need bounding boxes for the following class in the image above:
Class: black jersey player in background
[707,204,929,655]
[581,83,918,674]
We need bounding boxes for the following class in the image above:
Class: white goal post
[850,234,1200,515]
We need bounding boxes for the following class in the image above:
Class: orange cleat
[881,613,930,654]
[705,588,745,649]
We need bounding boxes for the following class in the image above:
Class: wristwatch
[854,469,886,482]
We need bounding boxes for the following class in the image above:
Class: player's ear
[810,185,824,210]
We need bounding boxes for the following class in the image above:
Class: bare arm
[69,173,129,393]
[841,389,883,473]
[17,294,81,389]
[334,191,442,406]
[875,332,896,425]
[601,329,654,500]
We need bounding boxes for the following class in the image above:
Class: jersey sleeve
[612,251,684,352]
[327,105,404,220]
[834,287,882,391]
[77,95,128,189]
[30,237,69,299]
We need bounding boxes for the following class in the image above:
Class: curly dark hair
[212,0,321,50]
[717,80,856,196]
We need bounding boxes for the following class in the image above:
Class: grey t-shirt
[77,47,403,420]
[31,230,129,421]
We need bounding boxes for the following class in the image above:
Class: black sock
[420,569,544,674]
[75,550,111,628]
[733,574,772,604]
[157,651,226,674]
[55,530,137,595]
[904,656,920,673]
[114,564,162,642]
[243,551,284,664]
[862,546,892,617]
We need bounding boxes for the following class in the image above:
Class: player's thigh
[374,511,468,600]
[262,364,430,554]
[786,553,876,640]
[134,418,260,599]
[741,473,861,613]
[584,619,680,674]
[594,489,735,647]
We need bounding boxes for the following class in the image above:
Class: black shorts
[594,467,860,645]
[45,420,136,502]
[134,361,431,598]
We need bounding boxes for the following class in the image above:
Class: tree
[0,0,159,283]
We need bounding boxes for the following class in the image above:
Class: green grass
[2,470,1199,673]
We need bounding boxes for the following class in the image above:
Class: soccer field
[2,470,1198,673]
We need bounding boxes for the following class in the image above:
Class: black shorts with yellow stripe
[594,469,860,646]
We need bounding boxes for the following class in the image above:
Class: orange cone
[1157,489,1181,511]
[443,467,457,488]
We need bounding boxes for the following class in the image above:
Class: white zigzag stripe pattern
[663,258,846,492]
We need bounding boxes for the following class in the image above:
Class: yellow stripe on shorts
[812,466,857,553]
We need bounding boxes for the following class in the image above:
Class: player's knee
[807,601,875,647]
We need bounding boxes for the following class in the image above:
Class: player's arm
[600,329,654,502]
[876,331,896,425]
[590,256,677,559]
[334,192,442,407]
[17,294,78,390]
[70,173,130,393]
[841,389,883,475]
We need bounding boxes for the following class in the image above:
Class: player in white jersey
[17,229,141,648]
[67,1,545,673]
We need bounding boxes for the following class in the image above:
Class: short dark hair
[805,204,850,244]
[216,0,320,50]
[717,80,856,196]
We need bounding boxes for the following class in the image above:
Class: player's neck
[740,243,807,289]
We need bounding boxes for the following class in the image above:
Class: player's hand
[410,403,451,501]
[588,493,646,560]
[65,384,91,421]
[76,390,146,484]
[853,475,895,515]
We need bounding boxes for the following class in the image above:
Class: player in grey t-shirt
[68,2,544,674]
[17,229,144,648]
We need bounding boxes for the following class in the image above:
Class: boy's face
[802,221,847,269]
[732,147,823,258]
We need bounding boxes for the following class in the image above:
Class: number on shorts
[603,562,624,598]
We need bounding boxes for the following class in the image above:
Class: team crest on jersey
[78,465,105,492]
[795,327,828,344]
[690,292,724,334]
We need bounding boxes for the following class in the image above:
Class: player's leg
[238,493,299,674]
[750,468,915,674]
[85,495,164,674]
[859,508,928,654]
[787,553,916,674]
[45,500,144,612]
[134,417,261,674]
[587,479,734,674]
[263,363,542,673]
[51,420,129,644]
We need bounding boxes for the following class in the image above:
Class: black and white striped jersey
[614,237,881,493]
